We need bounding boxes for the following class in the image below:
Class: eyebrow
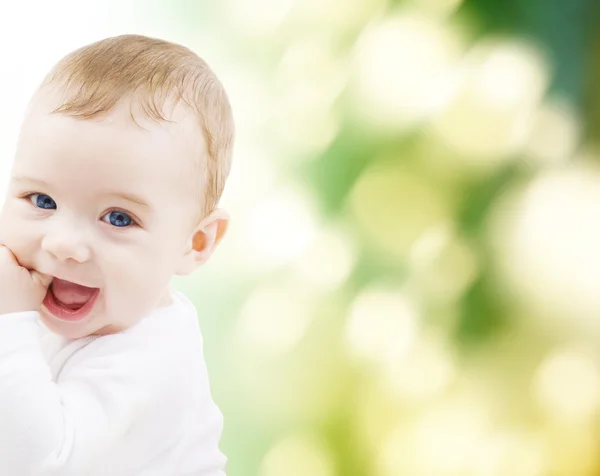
[105,192,151,210]
[13,177,150,210]
[12,176,50,187]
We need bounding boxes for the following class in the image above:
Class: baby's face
[0,91,205,338]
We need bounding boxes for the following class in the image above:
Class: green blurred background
[4,0,600,474]
[181,0,600,474]
[135,0,600,475]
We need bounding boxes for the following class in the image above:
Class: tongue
[52,279,97,309]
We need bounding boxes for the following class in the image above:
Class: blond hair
[40,34,234,216]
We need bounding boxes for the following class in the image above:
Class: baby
[0,34,234,475]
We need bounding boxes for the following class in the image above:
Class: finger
[0,245,18,264]
[30,271,53,289]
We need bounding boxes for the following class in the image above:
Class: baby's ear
[175,208,229,275]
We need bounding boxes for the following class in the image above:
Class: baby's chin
[38,308,92,339]
[38,306,116,338]
[157,292,173,307]
[39,287,173,338]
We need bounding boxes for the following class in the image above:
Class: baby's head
[0,34,234,338]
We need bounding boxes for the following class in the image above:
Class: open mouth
[42,278,100,321]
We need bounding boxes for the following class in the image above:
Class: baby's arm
[0,311,226,476]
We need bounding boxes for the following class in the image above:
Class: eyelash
[21,193,140,228]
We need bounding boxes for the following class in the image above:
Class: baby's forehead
[20,88,206,190]
[29,88,203,158]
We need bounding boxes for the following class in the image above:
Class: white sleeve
[0,311,226,476]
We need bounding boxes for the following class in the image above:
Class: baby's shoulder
[104,291,202,346]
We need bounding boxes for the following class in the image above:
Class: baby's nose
[41,228,91,264]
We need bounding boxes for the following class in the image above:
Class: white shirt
[0,290,227,476]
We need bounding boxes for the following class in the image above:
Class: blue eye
[102,210,134,228]
[29,194,57,209]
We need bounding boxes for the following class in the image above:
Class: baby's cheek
[0,209,37,264]
[0,204,13,244]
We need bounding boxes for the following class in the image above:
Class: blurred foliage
[163,0,600,474]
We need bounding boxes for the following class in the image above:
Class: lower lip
[42,287,100,322]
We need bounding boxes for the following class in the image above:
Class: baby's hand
[0,246,51,314]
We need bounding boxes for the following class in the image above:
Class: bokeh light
[234,279,316,356]
[384,333,456,402]
[407,221,479,304]
[352,11,463,130]
[245,185,319,269]
[226,0,293,37]
[524,97,581,164]
[345,285,419,366]
[292,226,357,290]
[259,434,335,476]
[533,347,600,422]
[349,161,451,257]
[431,39,550,166]
[377,397,490,475]
[490,163,600,326]
[271,34,347,157]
